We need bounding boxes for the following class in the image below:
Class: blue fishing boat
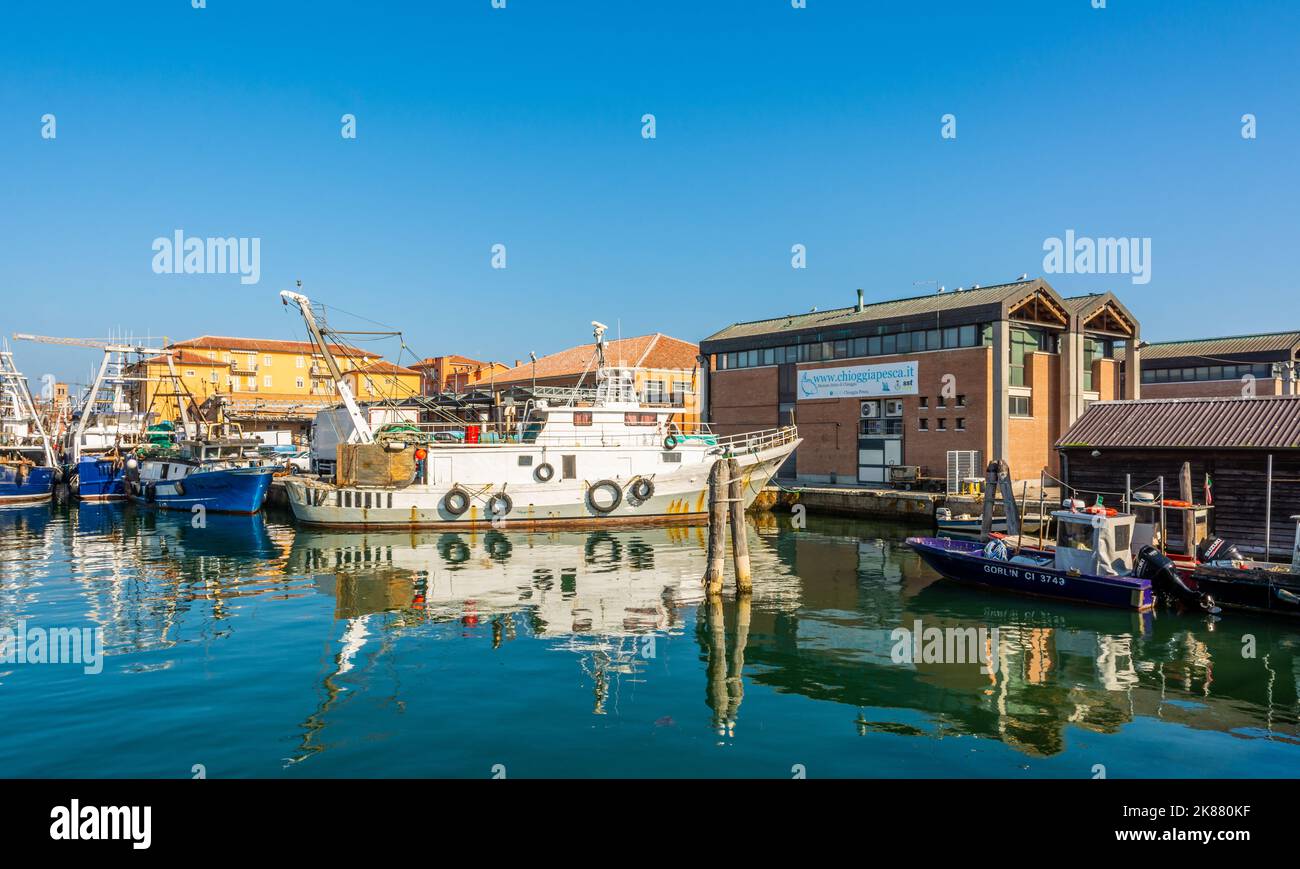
[125,438,276,514]
[60,343,163,501]
[0,350,59,505]
[908,509,1157,611]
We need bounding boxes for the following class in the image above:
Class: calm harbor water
[2,502,1299,778]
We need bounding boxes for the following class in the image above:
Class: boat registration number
[983,564,1066,587]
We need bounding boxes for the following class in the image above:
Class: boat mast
[0,351,57,467]
[279,287,375,444]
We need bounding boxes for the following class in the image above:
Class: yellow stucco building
[127,336,421,441]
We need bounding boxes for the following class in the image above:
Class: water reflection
[1,503,1298,775]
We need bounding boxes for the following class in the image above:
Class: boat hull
[129,467,274,515]
[68,456,125,501]
[0,465,57,505]
[283,441,797,530]
[1180,564,1300,619]
[907,535,1154,610]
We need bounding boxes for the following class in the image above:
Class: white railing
[367,419,797,452]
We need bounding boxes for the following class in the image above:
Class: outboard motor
[1197,537,1244,565]
[1135,545,1220,614]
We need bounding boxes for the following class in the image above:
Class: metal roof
[702,278,1048,344]
[1124,331,1300,363]
[1057,395,1300,450]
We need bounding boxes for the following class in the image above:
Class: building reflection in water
[2,503,1298,766]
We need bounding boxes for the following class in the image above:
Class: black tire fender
[534,462,555,483]
[586,480,622,514]
[487,492,512,518]
[444,486,471,516]
[629,476,654,502]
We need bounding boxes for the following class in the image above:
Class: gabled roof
[492,333,700,385]
[700,277,1072,351]
[1057,395,1300,450]
[1063,292,1139,338]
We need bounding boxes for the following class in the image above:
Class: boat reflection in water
[4,503,1300,776]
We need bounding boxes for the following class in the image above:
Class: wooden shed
[1056,395,1300,556]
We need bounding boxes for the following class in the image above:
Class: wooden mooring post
[703,457,753,596]
[727,458,753,592]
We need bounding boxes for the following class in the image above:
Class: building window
[1010,327,1052,387]
[918,396,928,409]
[573,412,593,426]
[210,371,219,383]
[918,418,929,431]
[264,355,273,366]
[296,356,305,368]
[956,394,966,407]
[263,375,272,387]
[296,377,305,389]
[643,380,666,404]
[1009,395,1031,417]
[956,417,966,431]
[670,379,691,406]
[937,418,947,431]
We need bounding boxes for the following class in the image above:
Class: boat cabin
[1052,510,1136,577]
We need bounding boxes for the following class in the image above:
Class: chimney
[515,359,522,368]
[856,288,864,312]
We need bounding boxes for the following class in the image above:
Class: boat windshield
[1058,521,1094,551]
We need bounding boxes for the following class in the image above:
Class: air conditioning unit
[860,401,880,419]
[885,399,905,418]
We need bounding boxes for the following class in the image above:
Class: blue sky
[3,0,1297,385]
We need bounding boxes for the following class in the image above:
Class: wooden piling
[727,457,752,593]
[1179,461,1196,556]
[704,459,729,596]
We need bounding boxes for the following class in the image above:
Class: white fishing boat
[278,290,801,530]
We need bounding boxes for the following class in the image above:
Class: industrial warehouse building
[1130,330,1300,399]
[699,278,1140,486]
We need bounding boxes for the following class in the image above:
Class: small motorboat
[935,506,1046,537]
[1150,521,1300,619]
[909,505,1161,610]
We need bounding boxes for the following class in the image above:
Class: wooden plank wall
[1060,448,1300,556]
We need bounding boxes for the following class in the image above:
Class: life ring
[663,434,679,451]
[487,492,513,519]
[586,479,623,514]
[443,486,470,516]
[1162,499,1191,508]
[628,476,654,503]
[534,462,555,483]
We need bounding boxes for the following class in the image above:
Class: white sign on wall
[797,360,918,400]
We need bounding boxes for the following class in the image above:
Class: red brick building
[699,278,1139,486]
[1131,331,1299,399]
